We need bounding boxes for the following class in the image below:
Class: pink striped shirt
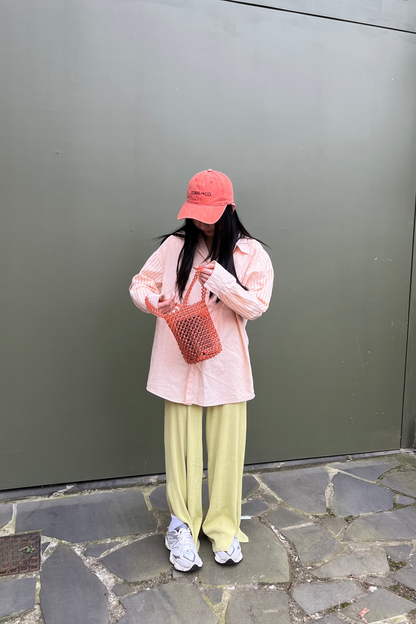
[129,234,274,406]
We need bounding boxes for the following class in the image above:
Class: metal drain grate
[0,531,42,577]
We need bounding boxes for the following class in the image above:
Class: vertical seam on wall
[401,192,416,447]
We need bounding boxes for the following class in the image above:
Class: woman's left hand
[194,262,215,285]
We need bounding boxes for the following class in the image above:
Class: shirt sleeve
[129,248,164,314]
[204,245,274,320]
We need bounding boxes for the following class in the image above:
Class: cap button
[207,169,212,172]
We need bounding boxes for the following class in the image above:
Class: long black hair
[159,205,268,301]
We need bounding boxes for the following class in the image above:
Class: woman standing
[129,169,274,572]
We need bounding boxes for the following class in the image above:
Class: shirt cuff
[146,292,161,312]
[204,261,236,297]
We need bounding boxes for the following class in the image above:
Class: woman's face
[193,220,216,238]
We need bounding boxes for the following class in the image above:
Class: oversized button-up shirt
[129,234,274,406]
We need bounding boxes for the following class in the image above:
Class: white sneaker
[165,523,203,572]
[214,535,243,565]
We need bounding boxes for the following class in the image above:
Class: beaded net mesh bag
[145,269,222,365]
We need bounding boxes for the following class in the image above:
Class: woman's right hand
[158,293,176,314]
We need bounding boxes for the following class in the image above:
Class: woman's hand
[194,262,215,285]
[158,293,176,314]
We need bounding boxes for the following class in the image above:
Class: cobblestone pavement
[1,450,416,623]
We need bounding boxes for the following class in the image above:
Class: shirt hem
[146,387,255,407]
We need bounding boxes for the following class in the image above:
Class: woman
[129,169,274,572]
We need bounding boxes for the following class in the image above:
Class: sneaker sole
[214,554,243,565]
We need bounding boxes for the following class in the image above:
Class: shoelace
[171,527,195,552]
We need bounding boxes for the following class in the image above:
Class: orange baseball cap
[177,169,234,224]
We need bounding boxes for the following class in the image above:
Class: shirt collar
[234,237,251,254]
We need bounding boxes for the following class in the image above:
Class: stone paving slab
[292,579,365,615]
[149,484,178,511]
[149,476,259,511]
[341,588,416,622]
[313,549,389,579]
[40,545,109,624]
[206,588,223,606]
[396,495,415,506]
[241,498,269,516]
[0,577,37,619]
[393,566,416,591]
[102,535,171,582]
[381,472,416,498]
[266,506,313,530]
[16,490,155,542]
[7,454,416,624]
[261,467,329,514]
[330,473,394,517]
[384,545,413,562]
[196,518,289,585]
[225,588,290,624]
[345,507,416,542]
[329,457,399,482]
[0,503,13,529]
[241,475,260,499]
[119,579,218,624]
[281,524,344,566]
[84,541,122,558]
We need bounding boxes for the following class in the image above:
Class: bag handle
[144,297,165,318]
[183,267,207,306]
[145,267,206,317]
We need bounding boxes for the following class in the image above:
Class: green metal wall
[1,0,416,489]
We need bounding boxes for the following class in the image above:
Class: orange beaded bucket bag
[145,268,222,365]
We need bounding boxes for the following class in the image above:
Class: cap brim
[177,202,227,224]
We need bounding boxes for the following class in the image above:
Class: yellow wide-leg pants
[164,400,249,553]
